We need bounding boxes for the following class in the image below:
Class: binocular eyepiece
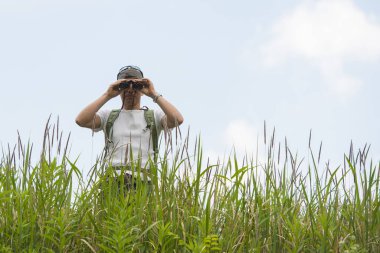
[115,80,144,91]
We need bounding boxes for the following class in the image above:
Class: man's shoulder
[96,109,115,129]
[98,109,118,117]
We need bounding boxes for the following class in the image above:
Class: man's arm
[75,94,109,129]
[140,78,184,129]
[154,95,184,129]
[75,81,123,129]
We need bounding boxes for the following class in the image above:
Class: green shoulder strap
[105,109,121,149]
[144,109,158,162]
[104,109,158,161]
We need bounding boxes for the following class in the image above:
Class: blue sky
[1,0,379,173]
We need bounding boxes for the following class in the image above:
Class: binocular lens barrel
[115,81,143,91]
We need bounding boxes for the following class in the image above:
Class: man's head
[117,65,144,80]
[116,66,145,109]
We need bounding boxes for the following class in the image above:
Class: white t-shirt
[95,109,165,169]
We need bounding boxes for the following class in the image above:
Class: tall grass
[0,119,379,252]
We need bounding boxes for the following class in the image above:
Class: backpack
[104,109,158,162]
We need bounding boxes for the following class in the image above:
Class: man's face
[119,77,143,102]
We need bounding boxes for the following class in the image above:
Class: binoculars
[115,80,145,91]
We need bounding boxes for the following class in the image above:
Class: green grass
[0,120,379,252]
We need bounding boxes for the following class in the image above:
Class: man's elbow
[177,116,184,126]
[75,117,86,127]
[168,116,184,128]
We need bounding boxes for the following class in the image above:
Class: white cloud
[260,0,380,98]
[202,119,261,171]
[201,120,260,168]
[224,119,258,156]
[318,58,361,98]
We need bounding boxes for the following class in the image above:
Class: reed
[0,119,379,252]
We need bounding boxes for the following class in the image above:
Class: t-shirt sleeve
[154,109,166,133]
[93,109,111,132]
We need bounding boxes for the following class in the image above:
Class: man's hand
[139,78,158,98]
[105,80,128,99]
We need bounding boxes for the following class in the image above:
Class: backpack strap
[104,109,121,151]
[144,109,158,162]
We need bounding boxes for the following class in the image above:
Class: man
[76,65,184,186]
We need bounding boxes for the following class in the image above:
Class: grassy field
[0,120,379,252]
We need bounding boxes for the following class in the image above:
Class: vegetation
[0,119,379,252]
